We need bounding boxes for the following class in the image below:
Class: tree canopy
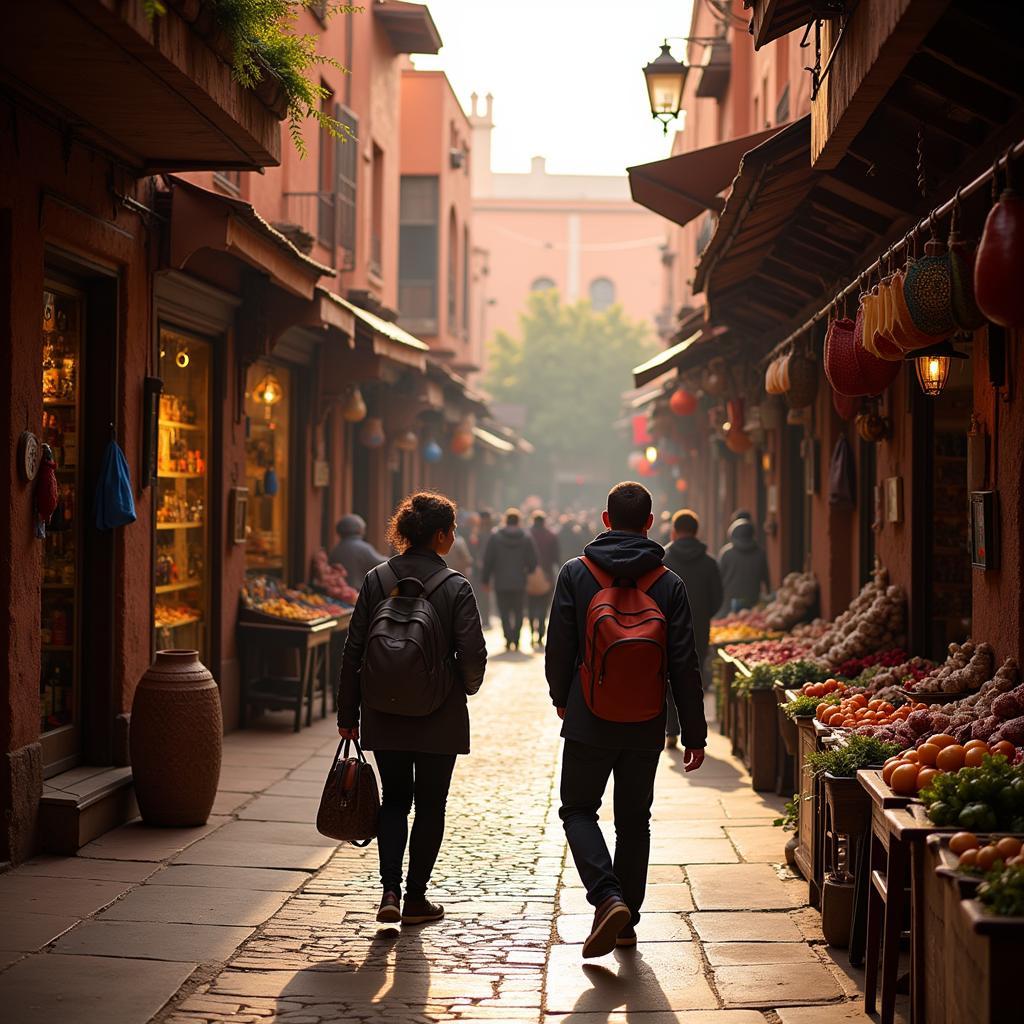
[486,290,655,499]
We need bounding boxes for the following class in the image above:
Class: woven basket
[852,306,901,396]
[889,269,936,352]
[759,395,784,430]
[785,351,819,409]
[903,240,955,337]
[824,316,862,397]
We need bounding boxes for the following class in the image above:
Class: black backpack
[360,561,460,717]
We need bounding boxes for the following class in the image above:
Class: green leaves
[804,735,901,779]
[979,862,1024,917]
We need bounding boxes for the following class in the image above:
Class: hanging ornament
[342,385,367,423]
[669,387,697,416]
[723,425,752,454]
[422,440,443,463]
[251,370,284,420]
[393,430,418,452]
[675,477,688,493]
[359,416,385,449]
[34,443,58,539]
[450,429,474,457]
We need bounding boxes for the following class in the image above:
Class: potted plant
[806,735,901,836]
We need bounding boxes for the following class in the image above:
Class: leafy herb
[804,735,901,778]
[921,755,1024,831]
[978,862,1024,917]
[773,793,799,831]
[782,693,839,719]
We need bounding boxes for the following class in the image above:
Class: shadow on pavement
[563,949,675,1020]
[664,746,747,790]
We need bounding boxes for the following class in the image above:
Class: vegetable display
[912,640,995,695]
[805,735,901,779]
[919,754,1024,832]
[763,571,819,631]
[949,833,1024,874]
[978,863,1024,917]
[723,637,815,665]
[810,567,907,666]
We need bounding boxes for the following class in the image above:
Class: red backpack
[578,556,669,722]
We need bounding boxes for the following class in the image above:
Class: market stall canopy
[472,426,516,455]
[374,1,443,54]
[166,177,332,301]
[325,292,429,372]
[1,1,282,171]
[743,0,829,51]
[427,361,491,419]
[631,325,728,388]
[627,126,784,228]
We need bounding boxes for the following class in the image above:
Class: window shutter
[335,103,358,270]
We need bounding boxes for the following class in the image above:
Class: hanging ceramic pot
[726,397,745,431]
[263,466,279,496]
[359,416,385,449]
[393,430,418,452]
[669,387,697,415]
[723,424,752,454]
[832,388,860,422]
[902,235,954,338]
[450,428,474,457]
[342,385,367,423]
[975,171,1024,328]
[422,440,443,463]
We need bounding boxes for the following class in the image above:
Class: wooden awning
[323,292,429,373]
[627,127,784,228]
[374,1,442,54]
[743,0,831,51]
[1,0,282,171]
[631,326,729,388]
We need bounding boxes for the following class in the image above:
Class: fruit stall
[711,561,1024,1023]
[236,573,355,732]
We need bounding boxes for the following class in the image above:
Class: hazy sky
[412,0,695,177]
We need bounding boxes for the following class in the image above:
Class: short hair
[532,510,546,525]
[478,507,493,520]
[386,492,457,553]
[730,509,752,524]
[504,506,521,526]
[606,481,652,532]
[673,509,700,535]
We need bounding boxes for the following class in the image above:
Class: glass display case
[154,326,210,660]
[244,359,291,578]
[40,285,81,760]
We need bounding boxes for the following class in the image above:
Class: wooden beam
[811,0,952,170]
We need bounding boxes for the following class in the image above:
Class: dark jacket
[530,523,560,580]
[545,531,707,751]
[663,535,723,659]
[327,535,387,590]
[337,549,487,755]
[717,521,771,616]
[482,525,537,592]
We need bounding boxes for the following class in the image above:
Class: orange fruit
[964,747,988,768]
[991,741,1016,759]
[935,744,967,772]
[882,759,906,785]
[902,750,920,764]
[916,768,940,792]
[917,743,940,767]
[890,763,920,795]
[958,848,979,869]
[995,837,1023,860]
[976,846,1000,872]
[930,734,956,749]
[949,832,979,855]
[963,740,990,752]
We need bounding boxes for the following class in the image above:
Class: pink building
[469,96,668,361]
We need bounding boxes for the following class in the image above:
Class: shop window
[370,143,384,277]
[589,277,616,311]
[155,327,212,662]
[531,276,556,292]
[244,360,292,578]
[40,285,82,751]
[399,175,439,330]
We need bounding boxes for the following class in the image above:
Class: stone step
[39,766,137,855]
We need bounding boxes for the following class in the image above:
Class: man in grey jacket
[328,514,387,590]
[482,508,537,651]
[717,518,770,616]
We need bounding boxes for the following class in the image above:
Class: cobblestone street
[1,631,890,1023]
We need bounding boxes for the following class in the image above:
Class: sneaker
[376,891,401,924]
[616,923,637,948]
[401,897,444,924]
[582,895,631,958]
[665,735,679,749]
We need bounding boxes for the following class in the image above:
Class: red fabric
[36,455,58,523]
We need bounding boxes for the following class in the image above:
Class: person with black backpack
[337,492,487,926]
[545,481,707,957]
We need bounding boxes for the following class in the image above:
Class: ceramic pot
[832,389,859,422]
[130,650,222,826]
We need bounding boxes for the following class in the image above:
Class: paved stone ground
[0,628,907,1023]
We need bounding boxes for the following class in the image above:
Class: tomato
[916,768,940,792]
[935,744,967,772]
[963,740,990,752]
[958,848,979,869]
[991,741,1016,759]
[930,734,956,749]
[995,837,1023,860]
[916,743,940,767]
[964,747,988,768]
[890,763,920,796]
[976,846,1000,872]
[948,832,979,855]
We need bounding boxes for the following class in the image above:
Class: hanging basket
[888,268,937,353]
[823,316,862,397]
[759,394,784,430]
[832,389,860,421]
[852,307,901,396]
[903,237,955,338]
[785,351,819,409]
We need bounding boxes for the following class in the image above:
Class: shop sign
[970,490,998,570]
[313,459,330,488]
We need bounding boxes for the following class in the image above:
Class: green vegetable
[921,755,1024,830]
[782,694,840,719]
[805,735,902,779]
[978,863,1024,917]
[959,803,998,832]
[773,794,799,832]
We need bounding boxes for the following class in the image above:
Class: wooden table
[238,616,338,732]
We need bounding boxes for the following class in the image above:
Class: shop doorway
[40,260,118,775]
[915,359,973,658]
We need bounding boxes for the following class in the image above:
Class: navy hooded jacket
[544,531,707,751]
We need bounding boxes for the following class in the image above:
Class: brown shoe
[582,895,631,958]
[616,923,637,947]
[376,891,401,924]
[401,897,444,924]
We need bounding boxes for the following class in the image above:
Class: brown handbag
[315,739,380,846]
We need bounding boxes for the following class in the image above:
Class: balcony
[1,0,283,172]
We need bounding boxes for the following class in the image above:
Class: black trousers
[527,592,552,642]
[559,739,661,925]
[374,750,457,900]
[496,589,525,645]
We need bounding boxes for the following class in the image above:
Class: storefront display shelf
[158,471,205,479]
[155,615,202,630]
[156,521,204,530]
[160,420,203,432]
[155,580,202,595]
[42,399,75,408]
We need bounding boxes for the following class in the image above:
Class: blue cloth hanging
[95,439,136,530]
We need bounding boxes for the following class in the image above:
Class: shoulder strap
[375,561,400,599]
[637,565,669,593]
[422,565,460,599]
[579,555,613,590]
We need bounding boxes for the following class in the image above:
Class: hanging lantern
[910,341,967,398]
[422,440,443,463]
[359,416,385,449]
[644,445,658,464]
[450,428,474,457]
[636,459,657,478]
[669,387,697,416]
[724,424,752,454]
[675,477,688,493]
[252,370,284,420]
[342,385,367,423]
[394,430,418,452]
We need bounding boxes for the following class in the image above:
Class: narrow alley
[1,631,881,1023]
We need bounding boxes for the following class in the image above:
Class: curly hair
[386,492,457,552]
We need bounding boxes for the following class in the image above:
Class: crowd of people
[328,484,776,956]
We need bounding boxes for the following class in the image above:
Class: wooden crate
[950,900,1024,1021]
[747,688,779,792]
[794,715,825,907]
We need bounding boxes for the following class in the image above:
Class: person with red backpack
[545,481,707,957]
[338,492,487,927]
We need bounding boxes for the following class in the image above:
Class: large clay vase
[130,650,222,826]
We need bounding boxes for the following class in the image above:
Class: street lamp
[909,340,968,398]
[643,42,688,134]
